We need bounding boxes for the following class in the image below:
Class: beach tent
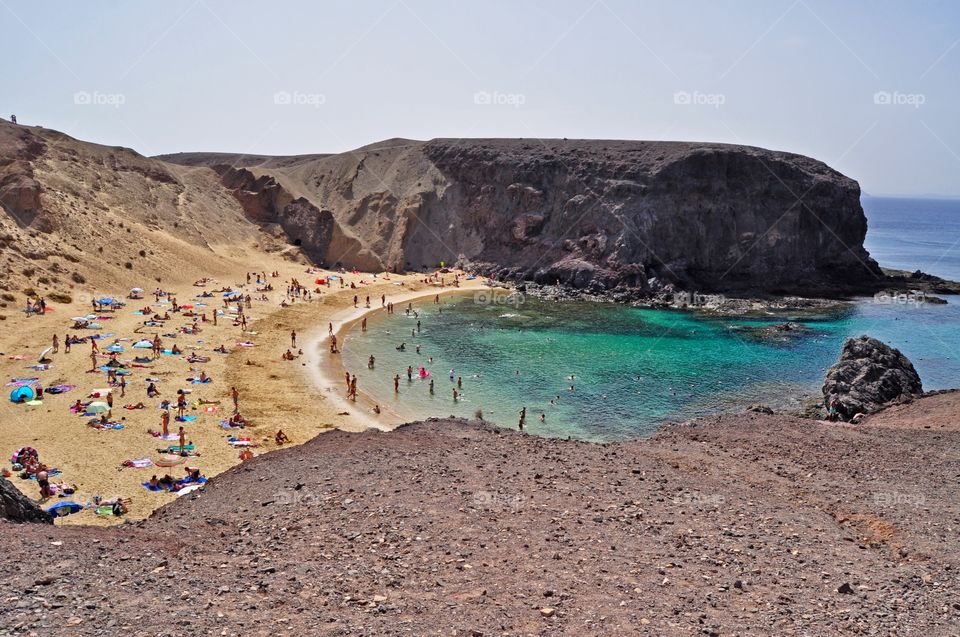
[9,386,35,402]
[133,340,153,349]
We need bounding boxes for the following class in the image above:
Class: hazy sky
[3,0,959,196]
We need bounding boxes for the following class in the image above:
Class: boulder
[0,476,52,523]
[822,336,923,420]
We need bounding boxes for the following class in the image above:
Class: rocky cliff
[161,138,883,296]
[1,119,886,298]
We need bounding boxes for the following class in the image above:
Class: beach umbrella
[97,297,115,305]
[38,346,53,361]
[9,386,35,402]
[87,401,110,413]
[133,340,153,348]
[46,502,83,518]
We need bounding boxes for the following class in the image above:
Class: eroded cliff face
[179,138,880,295]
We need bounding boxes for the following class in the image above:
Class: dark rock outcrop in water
[822,335,924,419]
[159,139,883,296]
[0,476,52,523]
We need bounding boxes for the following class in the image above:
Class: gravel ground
[1,392,958,636]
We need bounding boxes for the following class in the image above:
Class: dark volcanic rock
[0,476,52,523]
[822,335,923,419]
[162,138,884,296]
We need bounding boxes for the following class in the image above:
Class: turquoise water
[342,294,960,441]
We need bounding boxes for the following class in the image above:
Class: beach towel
[175,415,197,422]
[47,384,77,394]
[189,378,212,385]
[121,458,152,468]
[6,377,39,387]
[202,405,218,413]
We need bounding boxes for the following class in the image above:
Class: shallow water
[341,294,960,442]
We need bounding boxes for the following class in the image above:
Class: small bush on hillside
[48,291,72,304]
[71,272,86,284]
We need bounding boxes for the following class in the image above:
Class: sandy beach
[0,253,485,525]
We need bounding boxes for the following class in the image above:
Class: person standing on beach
[353,295,358,308]
[345,371,351,391]
[349,376,357,401]
[393,374,400,393]
[231,386,240,412]
[178,426,186,456]
[328,322,333,335]
[361,317,367,332]
[161,409,170,436]
[518,407,526,431]
[90,351,98,372]
[429,378,434,394]
[381,294,386,307]
[64,333,70,353]
[330,334,338,353]
[52,334,59,353]
[291,330,297,347]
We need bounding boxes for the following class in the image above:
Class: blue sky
[3,0,959,196]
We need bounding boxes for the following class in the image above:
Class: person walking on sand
[161,409,170,437]
[329,322,333,335]
[353,295,358,308]
[518,406,526,431]
[90,351,98,372]
[291,329,297,348]
[178,426,187,456]
[330,334,338,353]
[345,371,351,391]
[349,376,357,401]
[64,333,70,353]
[231,386,240,412]
[361,317,367,332]
[381,294,386,308]
[52,334,59,353]
[394,374,400,393]
[119,375,126,398]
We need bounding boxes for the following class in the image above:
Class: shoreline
[303,278,493,431]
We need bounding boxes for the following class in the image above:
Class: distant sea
[862,196,960,280]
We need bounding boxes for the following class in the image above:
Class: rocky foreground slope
[2,392,958,636]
